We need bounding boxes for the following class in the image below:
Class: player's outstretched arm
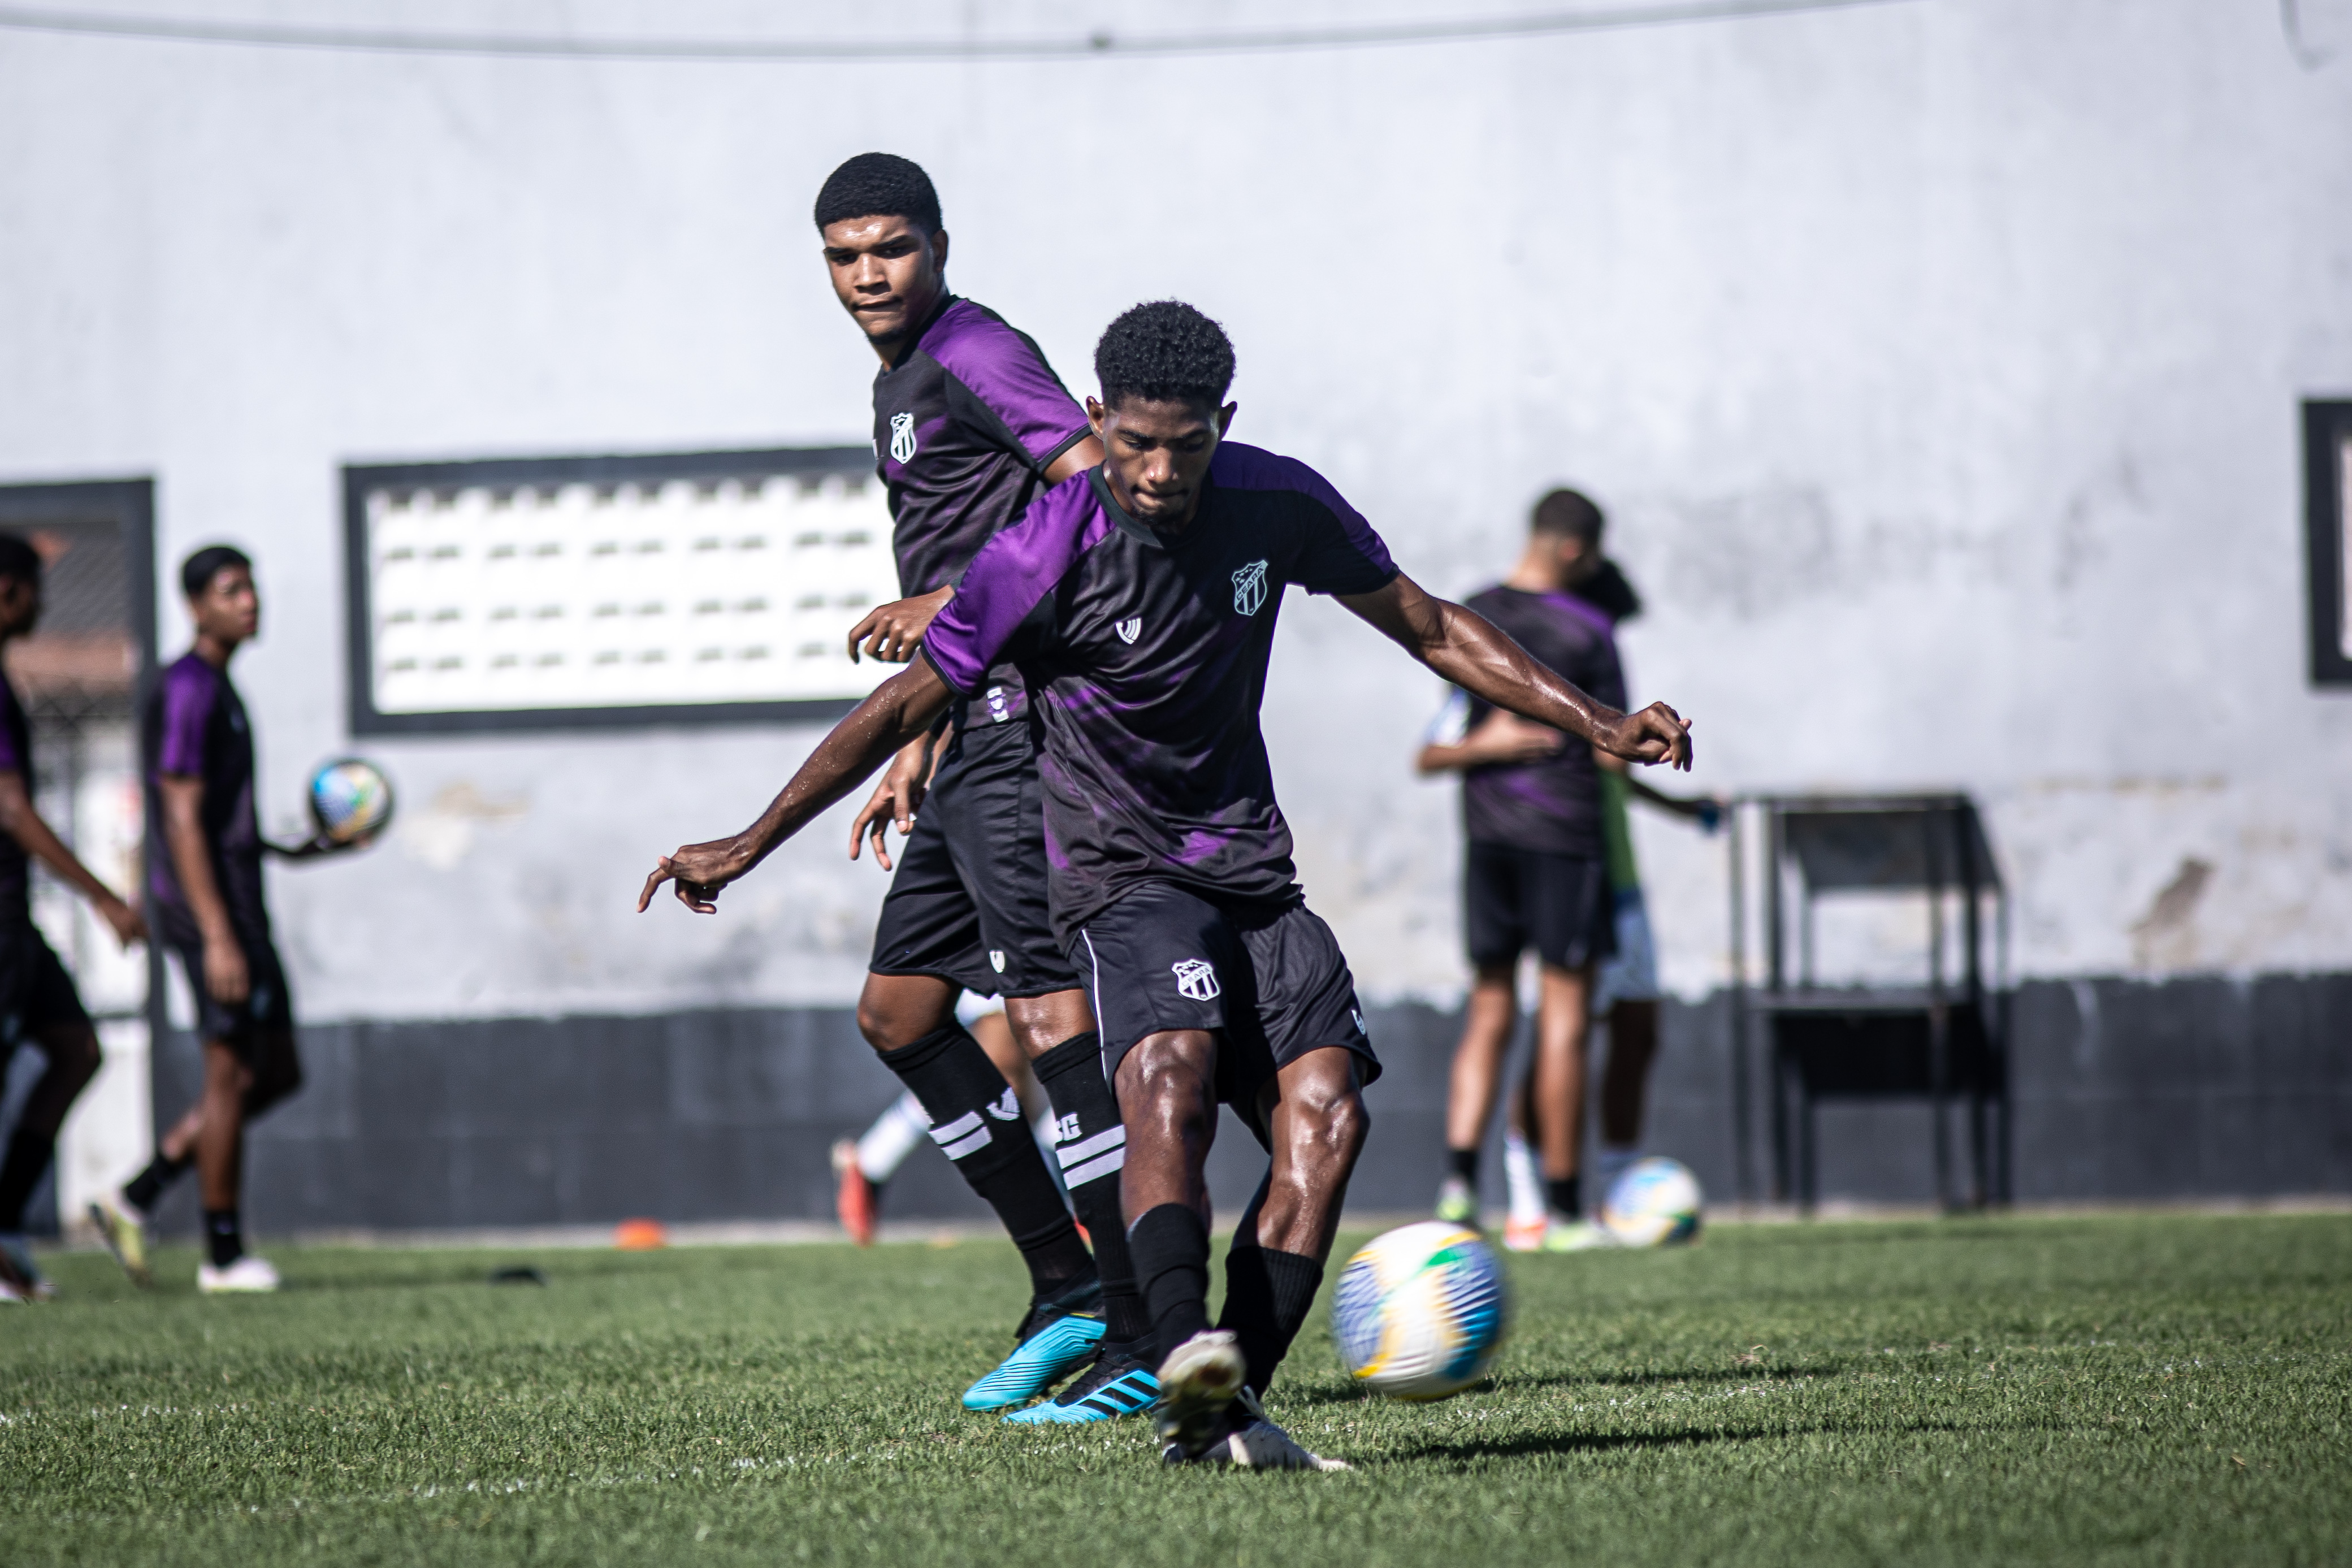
[0,770,147,947]
[1340,573,1693,770]
[637,657,956,914]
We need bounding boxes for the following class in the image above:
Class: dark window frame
[2305,400,2352,688]
[343,445,880,735]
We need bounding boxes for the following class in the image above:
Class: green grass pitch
[3,1212,2347,1565]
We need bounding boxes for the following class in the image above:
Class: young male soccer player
[808,153,1154,1419]
[90,547,330,1294]
[640,302,1692,1467]
[1419,490,1628,1249]
[0,534,150,1302]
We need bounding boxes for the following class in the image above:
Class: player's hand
[202,934,250,1004]
[848,742,928,872]
[98,894,147,948]
[637,837,753,915]
[1596,703,1695,772]
[1465,711,1566,764]
[846,585,954,664]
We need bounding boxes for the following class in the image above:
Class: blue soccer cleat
[960,1274,1104,1411]
[1003,1346,1160,1424]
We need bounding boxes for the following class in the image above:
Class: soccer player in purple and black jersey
[807,154,1153,1420]
[92,547,351,1296]
[640,301,1693,1469]
[0,534,149,1302]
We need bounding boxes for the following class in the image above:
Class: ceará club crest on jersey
[889,412,919,464]
[1232,559,1269,616]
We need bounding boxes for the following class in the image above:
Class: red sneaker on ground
[830,1139,878,1247]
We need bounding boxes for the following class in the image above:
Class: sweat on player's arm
[636,656,954,914]
[1336,572,1694,771]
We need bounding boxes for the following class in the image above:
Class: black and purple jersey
[920,443,1398,938]
[1451,586,1626,857]
[0,672,33,924]
[141,652,269,939]
[873,296,1091,727]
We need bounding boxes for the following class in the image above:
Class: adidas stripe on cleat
[960,1273,1107,1411]
[1002,1348,1160,1424]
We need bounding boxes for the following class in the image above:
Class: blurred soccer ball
[1332,1220,1509,1401]
[307,757,395,846]
[1602,1156,1703,1248]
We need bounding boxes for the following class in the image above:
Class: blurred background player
[830,990,1063,1243]
[1495,546,1723,1249]
[805,153,1150,1418]
[0,534,149,1301]
[90,547,342,1294]
[1420,489,1626,1250]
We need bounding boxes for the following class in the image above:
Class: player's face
[1086,395,1237,531]
[820,215,948,349]
[0,575,40,640]
[190,565,260,647]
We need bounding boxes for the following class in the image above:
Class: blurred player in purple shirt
[90,547,357,1296]
[0,534,149,1302]
[640,301,1692,1469]
[800,155,1154,1420]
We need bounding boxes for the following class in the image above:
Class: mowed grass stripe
[2,1213,2347,1566]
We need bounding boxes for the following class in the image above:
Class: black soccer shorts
[1072,881,1380,1130]
[1462,842,1617,972]
[869,718,1084,999]
[0,921,92,1050]
[155,903,295,1057]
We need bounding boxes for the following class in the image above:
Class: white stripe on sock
[1062,1149,1126,1189]
[1055,1125,1127,1168]
[929,1110,983,1147]
[939,1125,993,1161]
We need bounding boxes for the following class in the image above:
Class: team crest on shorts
[1116,617,1142,644]
[889,412,919,464]
[1232,560,1268,616]
[1171,958,1222,1001]
[989,949,1006,973]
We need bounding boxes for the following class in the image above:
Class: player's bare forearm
[0,772,145,941]
[638,659,955,912]
[1342,574,1692,770]
[158,777,236,941]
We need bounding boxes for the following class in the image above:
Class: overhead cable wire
[0,0,1918,62]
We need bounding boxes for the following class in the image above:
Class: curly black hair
[1093,300,1235,410]
[813,153,942,234]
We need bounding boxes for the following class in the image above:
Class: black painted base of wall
[142,972,2352,1237]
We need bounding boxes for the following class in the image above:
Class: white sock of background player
[1502,1128,1547,1229]
[855,1091,931,1185]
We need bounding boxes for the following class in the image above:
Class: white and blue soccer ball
[1332,1220,1509,1401]
[307,757,395,846]
[1602,1156,1703,1248]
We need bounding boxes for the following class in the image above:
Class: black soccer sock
[1219,1244,1327,1397]
[202,1207,243,1268]
[1548,1175,1582,1220]
[1447,1146,1480,1186]
[122,1151,192,1215]
[876,1025,1090,1296]
[1128,1203,1213,1362]
[1031,1033,1149,1344]
[0,1128,56,1232]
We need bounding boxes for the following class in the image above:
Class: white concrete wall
[3,0,2348,1021]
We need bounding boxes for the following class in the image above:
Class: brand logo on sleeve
[1171,958,1222,1001]
[1115,617,1142,644]
[889,412,919,464]
[1232,560,1268,616]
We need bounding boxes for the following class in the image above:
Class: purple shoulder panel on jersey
[154,656,219,776]
[924,301,1091,468]
[1542,589,1619,642]
[1207,442,1398,584]
[922,477,1113,695]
